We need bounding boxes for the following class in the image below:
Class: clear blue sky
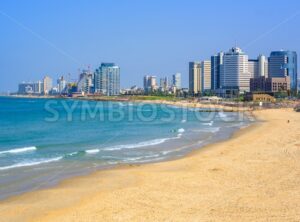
[0,0,299,92]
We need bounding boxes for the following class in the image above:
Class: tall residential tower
[189,62,201,95]
[43,76,53,95]
[94,63,120,96]
[201,60,211,92]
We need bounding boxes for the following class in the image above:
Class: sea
[0,96,253,200]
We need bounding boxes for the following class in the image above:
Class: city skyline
[1,0,300,92]
[14,47,299,96]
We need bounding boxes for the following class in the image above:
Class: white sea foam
[178,128,185,133]
[177,133,183,138]
[123,153,161,162]
[218,112,235,121]
[0,157,63,171]
[194,127,220,133]
[66,152,79,157]
[103,137,172,151]
[0,146,37,155]
[218,112,227,118]
[124,155,165,163]
[85,149,100,154]
[209,127,221,133]
[202,121,214,126]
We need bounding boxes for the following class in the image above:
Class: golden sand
[0,109,299,222]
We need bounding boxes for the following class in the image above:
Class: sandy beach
[0,108,299,221]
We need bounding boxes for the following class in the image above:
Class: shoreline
[0,110,253,201]
[3,94,254,112]
[1,108,299,221]
[0,116,256,202]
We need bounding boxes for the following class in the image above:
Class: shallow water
[0,96,252,200]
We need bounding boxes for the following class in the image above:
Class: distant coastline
[6,94,256,112]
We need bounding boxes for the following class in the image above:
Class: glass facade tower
[269,51,298,92]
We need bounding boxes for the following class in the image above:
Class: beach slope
[1,109,300,221]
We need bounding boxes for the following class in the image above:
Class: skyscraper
[268,50,298,92]
[172,73,181,89]
[159,77,168,91]
[33,81,43,94]
[43,76,53,95]
[220,47,251,93]
[249,55,268,79]
[94,63,120,96]
[57,76,67,93]
[258,54,268,77]
[189,62,201,95]
[201,61,211,92]
[248,59,259,78]
[211,52,224,90]
[144,75,150,91]
[144,75,157,92]
[77,70,93,94]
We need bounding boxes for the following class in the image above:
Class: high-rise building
[159,77,168,91]
[201,60,211,92]
[189,62,201,95]
[77,70,93,94]
[249,55,268,79]
[144,75,150,91]
[258,54,268,77]
[94,63,120,96]
[144,75,157,92]
[211,52,224,90]
[18,82,35,94]
[18,80,43,95]
[220,47,251,92]
[268,50,297,92]
[43,76,53,95]
[32,81,43,94]
[57,76,67,93]
[248,59,259,78]
[172,73,181,90]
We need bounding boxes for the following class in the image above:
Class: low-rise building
[245,92,276,102]
[250,76,290,93]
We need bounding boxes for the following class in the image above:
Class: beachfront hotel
[219,47,251,93]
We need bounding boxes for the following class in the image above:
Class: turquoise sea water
[0,96,252,199]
